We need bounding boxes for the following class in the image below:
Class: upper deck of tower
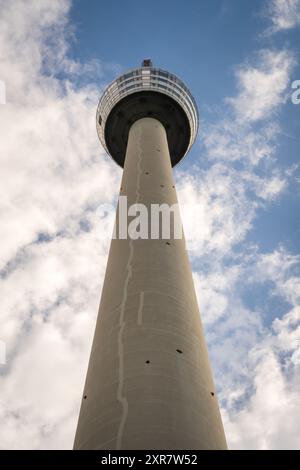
[96,60,199,168]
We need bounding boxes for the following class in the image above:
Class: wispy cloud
[265,0,300,34]
[227,49,295,123]
[219,245,300,449]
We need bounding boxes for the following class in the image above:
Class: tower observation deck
[96,59,198,168]
[74,60,227,450]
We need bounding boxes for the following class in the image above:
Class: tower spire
[142,58,153,67]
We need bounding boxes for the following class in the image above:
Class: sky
[0,0,300,450]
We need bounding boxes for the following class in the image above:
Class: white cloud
[193,265,241,324]
[273,306,300,365]
[222,350,300,449]
[203,120,279,165]
[227,49,295,123]
[255,248,300,304]
[266,0,300,34]
[177,164,256,256]
[204,247,300,449]
[176,160,287,257]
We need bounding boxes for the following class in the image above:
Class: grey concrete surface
[73,118,227,450]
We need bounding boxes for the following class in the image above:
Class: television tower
[74,60,227,450]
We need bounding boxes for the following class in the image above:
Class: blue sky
[70,0,300,254]
[0,0,300,450]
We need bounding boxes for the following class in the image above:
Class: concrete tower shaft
[74,117,227,450]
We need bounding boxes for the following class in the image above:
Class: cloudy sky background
[0,0,300,449]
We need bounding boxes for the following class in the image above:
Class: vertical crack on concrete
[137,290,144,326]
[116,240,132,450]
[136,123,143,203]
[116,122,143,450]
